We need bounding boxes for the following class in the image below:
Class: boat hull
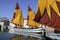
[9,28,43,34]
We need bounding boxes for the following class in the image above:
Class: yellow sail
[11,2,20,22]
[38,0,60,19]
[27,6,40,28]
[11,2,24,28]
[12,11,21,27]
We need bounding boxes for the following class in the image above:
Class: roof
[0,17,9,22]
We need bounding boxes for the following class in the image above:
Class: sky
[0,0,38,20]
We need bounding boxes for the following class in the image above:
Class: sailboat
[9,2,43,34]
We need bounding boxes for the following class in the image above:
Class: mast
[20,11,24,28]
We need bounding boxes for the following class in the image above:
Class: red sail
[50,5,60,30]
[34,7,41,23]
[40,9,51,26]
[56,2,60,29]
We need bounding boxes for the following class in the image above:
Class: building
[0,17,9,31]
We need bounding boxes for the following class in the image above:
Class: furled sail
[27,6,40,28]
[11,2,24,28]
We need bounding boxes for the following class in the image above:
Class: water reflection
[10,35,41,40]
[0,31,43,40]
[0,32,16,40]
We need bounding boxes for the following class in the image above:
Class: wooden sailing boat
[9,3,43,34]
[11,2,24,28]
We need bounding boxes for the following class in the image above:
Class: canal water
[0,32,43,40]
[0,32,16,40]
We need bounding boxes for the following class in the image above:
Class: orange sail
[11,2,24,28]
